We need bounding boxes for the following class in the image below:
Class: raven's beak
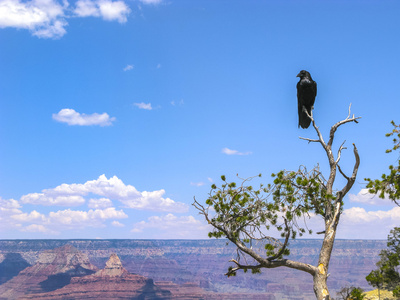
[296,73,301,78]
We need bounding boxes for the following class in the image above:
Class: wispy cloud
[170,99,184,106]
[123,64,134,71]
[139,0,162,4]
[190,182,204,187]
[52,108,116,126]
[134,102,153,110]
[156,63,161,69]
[111,220,125,227]
[221,147,252,156]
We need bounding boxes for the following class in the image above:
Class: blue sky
[0,0,400,239]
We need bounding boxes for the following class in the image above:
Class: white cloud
[0,197,21,210]
[131,213,211,238]
[348,188,395,206]
[48,207,127,227]
[337,206,400,239]
[88,198,113,209]
[20,174,188,212]
[11,210,47,222]
[111,220,124,227]
[21,224,57,234]
[74,0,130,22]
[52,108,116,126]
[0,0,67,38]
[74,0,99,17]
[0,0,131,38]
[221,147,252,156]
[133,102,153,110]
[123,64,134,71]
[156,63,161,68]
[21,193,85,206]
[97,0,130,22]
[190,182,204,187]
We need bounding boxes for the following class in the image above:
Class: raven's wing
[297,81,308,128]
[297,80,315,129]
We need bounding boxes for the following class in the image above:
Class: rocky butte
[0,245,97,300]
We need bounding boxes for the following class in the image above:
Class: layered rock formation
[0,253,30,285]
[0,245,97,300]
[19,253,276,300]
[19,253,172,299]
[0,239,386,299]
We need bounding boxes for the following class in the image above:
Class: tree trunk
[313,271,330,300]
[312,201,341,299]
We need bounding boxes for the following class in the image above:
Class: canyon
[0,239,386,299]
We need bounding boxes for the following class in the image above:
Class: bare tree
[193,106,361,300]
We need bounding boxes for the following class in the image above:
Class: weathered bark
[194,105,361,300]
[301,107,360,299]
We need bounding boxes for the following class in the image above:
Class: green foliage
[203,167,331,259]
[366,227,400,293]
[366,270,384,290]
[348,287,365,300]
[336,286,365,300]
[393,286,400,297]
[365,121,400,205]
[365,123,400,295]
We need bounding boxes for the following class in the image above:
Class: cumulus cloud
[52,108,116,126]
[337,206,400,239]
[0,0,67,38]
[74,0,131,22]
[21,193,85,206]
[74,0,99,17]
[221,147,252,156]
[48,207,127,227]
[12,210,47,222]
[133,102,153,110]
[0,0,131,38]
[21,224,57,234]
[20,174,188,212]
[348,188,395,206]
[131,213,211,238]
[88,198,113,209]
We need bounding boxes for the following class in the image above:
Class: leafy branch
[365,121,400,206]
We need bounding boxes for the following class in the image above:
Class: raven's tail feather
[299,109,312,129]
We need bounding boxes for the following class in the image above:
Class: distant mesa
[0,244,97,300]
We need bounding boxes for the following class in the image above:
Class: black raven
[296,70,317,129]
